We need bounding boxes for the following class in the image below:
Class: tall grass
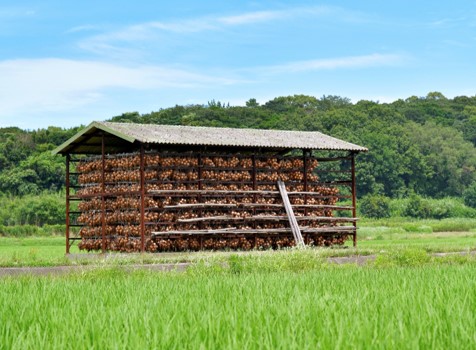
[0,224,65,237]
[1,260,476,349]
[357,196,476,219]
[360,217,476,233]
[388,197,476,218]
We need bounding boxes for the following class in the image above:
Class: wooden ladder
[277,181,305,248]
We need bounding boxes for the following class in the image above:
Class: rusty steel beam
[101,133,106,253]
[140,144,146,253]
[197,152,203,230]
[351,151,357,247]
[252,154,257,229]
[197,152,202,191]
[65,154,71,254]
[303,149,309,208]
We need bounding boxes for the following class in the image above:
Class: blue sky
[1,1,476,129]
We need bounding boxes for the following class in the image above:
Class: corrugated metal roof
[53,121,368,154]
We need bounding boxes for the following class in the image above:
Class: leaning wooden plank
[277,181,305,247]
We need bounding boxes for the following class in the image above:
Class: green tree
[246,98,259,107]
[463,182,476,208]
[360,194,391,218]
[406,122,476,197]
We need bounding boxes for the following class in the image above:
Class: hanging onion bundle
[76,152,347,252]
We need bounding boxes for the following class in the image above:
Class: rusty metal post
[197,152,202,230]
[303,149,308,193]
[351,152,357,247]
[197,152,202,191]
[303,149,308,203]
[252,154,257,229]
[65,154,71,254]
[140,144,146,253]
[101,133,106,253]
[252,154,257,192]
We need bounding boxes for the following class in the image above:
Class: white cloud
[77,5,345,57]
[218,10,286,25]
[0,6,36,18]
[0,58,239,117]
[66,24,101,34]
[216,6,340,27]
[258,53,407,74]
[76,20,214,57]
[0,53,406,119]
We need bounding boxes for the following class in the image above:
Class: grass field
[0,218,475,267]
[1,255,476,349]
[1,232,476,267]
[1,219,476,349]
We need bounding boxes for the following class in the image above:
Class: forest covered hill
[1,92,475,204]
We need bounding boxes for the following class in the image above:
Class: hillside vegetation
[1,92,475,225]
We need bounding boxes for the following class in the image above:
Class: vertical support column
[101,133,106,253]
[303,149,308,202]
[252,154,257,233]
[252,154,257,205]
[252,154,257,192]
[197,152,203,232]
[351,152,357,247]
[140,144,146,253]
[302,149,308,193]
[197,152,202,191]
[65,154,71,254]
[198,152,203,247]
[302,149,308,233]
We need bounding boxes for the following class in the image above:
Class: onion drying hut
[53,121,367,253]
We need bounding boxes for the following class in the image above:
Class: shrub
[404,194,432,219]
[463,183,476,209]
[0,193,65,227]
[359,195,391,218]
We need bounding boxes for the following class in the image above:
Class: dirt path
[0,263,190,276]
[0,251,473,276]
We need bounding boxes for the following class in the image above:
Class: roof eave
[52,121,137,155]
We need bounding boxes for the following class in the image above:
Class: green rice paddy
[1,257,476,349]
[1,218,476,349]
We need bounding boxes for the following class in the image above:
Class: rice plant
[1,259,476,349]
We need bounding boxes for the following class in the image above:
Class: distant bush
[404,194,433,219]
[400,195,476,219]
[0,193,64,226]
[0,224,64,237]
[429,219,476,232]
[463,183,476,209]
[359,195,391,218]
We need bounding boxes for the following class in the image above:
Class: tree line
[1,92,475,208]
